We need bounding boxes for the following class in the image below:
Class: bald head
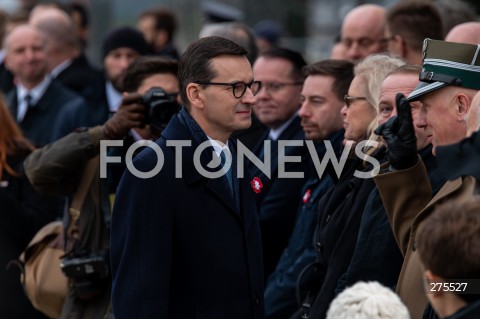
[29,7,76,46]
[445,22,480,45]
[30,6,71,26]
[466,90,480,136]
[29,7,78,71]
[341,4,386,64]
[4,24,48,88]
[4,23,46,51]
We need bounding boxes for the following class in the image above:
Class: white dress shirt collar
[16,76,51,122]
[50,58,73,78]
[106,81,122,113]
[268,112,298,140]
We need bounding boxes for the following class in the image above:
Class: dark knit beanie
[102,26,149,59]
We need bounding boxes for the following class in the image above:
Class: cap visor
[406,81,448,102]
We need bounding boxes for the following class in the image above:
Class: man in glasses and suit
[110,36,265,319]
[251,47,310,280]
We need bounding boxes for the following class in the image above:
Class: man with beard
[80,26,149,127]
[264,59,354,319]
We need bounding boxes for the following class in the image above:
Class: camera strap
[65,156,100,253]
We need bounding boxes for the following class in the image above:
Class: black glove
[374,93,418,170]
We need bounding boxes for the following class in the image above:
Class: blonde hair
[354,54,406,138]
[353,54,406,158]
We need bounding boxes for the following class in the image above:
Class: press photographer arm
[24,94,145,196]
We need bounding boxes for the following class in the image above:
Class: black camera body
[60,253,109,279]
[142,87,180,133]
[60,252,110,300]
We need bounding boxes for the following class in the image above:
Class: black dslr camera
[142,87,180,134]
[60,252,109,300]
[60,253,109,279]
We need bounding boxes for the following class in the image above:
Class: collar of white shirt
[50,58,73,78]
[268,112,298,140]
[207,136,232,169]
[106,81,122,113]
[16,75,51,121]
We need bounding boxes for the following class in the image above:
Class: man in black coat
[30,7,98,97]
[4,24,88,147]
[75,26,150,128]
[110,36,265,319]
[251,48,310,279]
[264,59,354,319]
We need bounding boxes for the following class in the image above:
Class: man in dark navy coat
[250,48,310,279]
[110,36,265,319]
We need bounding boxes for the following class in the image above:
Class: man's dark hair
[179,36,247,109]
[417,196,480,303]
[138,7,177,43]
[259,47,307,82]
[386,0,443,52]
[122,56,178,92]
[303,59,354,101]
[68,2,89,28]
[434,0,477,37]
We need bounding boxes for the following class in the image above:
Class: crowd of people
[1,1,480,319]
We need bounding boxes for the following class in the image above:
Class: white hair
[326,281,410,319]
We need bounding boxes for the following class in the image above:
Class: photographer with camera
[23,56,180,319]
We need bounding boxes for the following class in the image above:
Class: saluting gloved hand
[103,93,146,140]
[374,93,418,170]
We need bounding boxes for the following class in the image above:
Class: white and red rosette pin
[250,177,263,194]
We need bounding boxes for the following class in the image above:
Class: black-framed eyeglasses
[260,82,304,94]
[344,95,367,107]
[195,80,262,98]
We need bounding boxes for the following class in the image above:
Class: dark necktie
[25,94,33,109]
[19,94,33,122]
[220,150,234,197]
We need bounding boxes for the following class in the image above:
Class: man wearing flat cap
[374,39,480,318]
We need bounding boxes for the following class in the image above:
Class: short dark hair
[386,0,443,52]
[122,56,178,92]
[303,59,354,101]
[68,2,89,28]
[434,0,476,37]
[138,7,177,43]
[259,47,307,82]
[179,36,247,109]
[417,196,480,303]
